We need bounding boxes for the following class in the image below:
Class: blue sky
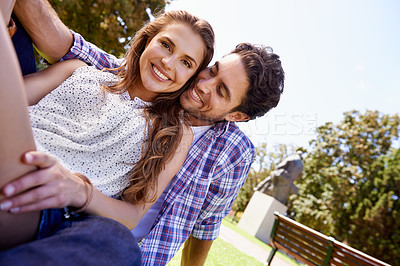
[166,0,400,149]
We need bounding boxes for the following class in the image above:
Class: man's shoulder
[212,122,255,155]
[219,121,253,142]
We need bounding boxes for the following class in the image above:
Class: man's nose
[197,78,215,95]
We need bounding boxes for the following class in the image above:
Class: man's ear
[224,111,250,122]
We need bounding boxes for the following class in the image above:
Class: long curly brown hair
[103,10,214,204]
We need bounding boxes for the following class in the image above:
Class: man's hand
[181,235,213,266]
[0,151,86,213]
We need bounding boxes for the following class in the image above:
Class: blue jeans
[11,15,37,76]
[0,209,141,265]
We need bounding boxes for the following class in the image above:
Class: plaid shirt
[63,31,255,265]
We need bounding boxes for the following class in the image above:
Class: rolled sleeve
[60,30,122,69]
[191,148,254,240]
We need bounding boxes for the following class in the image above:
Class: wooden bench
[266,212,390,266]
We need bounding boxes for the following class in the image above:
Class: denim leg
[36,209,65,239]
[11,15,37,76]
[0,214,141,266]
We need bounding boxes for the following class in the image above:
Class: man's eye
[217,84,224,97]
[209,67,215,76]
[182,60,191,68]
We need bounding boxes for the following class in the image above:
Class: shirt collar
[209,121,231,137]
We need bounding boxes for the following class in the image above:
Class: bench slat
[332,243,389,266]
[277,223,331,253]
[266,212,390,266]
[274,234,325,265]
[275,228,328,260]
[275,213,332,242]
[279,222,331,247]
[274,241,319,266]
[331,250,365,266]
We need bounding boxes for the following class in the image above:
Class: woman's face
[137,23,205,100]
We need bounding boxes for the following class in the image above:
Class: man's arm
[181,235,213,266]
[14,0,121,68]
[13,0,72,63]
[184,135,255,264]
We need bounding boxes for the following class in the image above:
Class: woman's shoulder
[70,65,119,86]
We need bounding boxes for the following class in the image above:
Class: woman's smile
[151,64,170,81]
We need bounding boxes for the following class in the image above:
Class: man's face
[179,53,250,126]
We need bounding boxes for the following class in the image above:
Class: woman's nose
[161,55,177,70]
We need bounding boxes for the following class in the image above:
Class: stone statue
[254,153,303,205]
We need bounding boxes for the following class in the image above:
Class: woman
[0,7,214,249]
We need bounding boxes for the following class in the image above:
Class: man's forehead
[218,54,245,76]
[218,54,249,91]
[217,53,240,66]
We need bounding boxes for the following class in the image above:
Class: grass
[167,238,264,266]
[222,218,272,250]
[221,219,301,265]
[167,218,302,265]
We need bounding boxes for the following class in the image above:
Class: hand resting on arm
[0,127,193,230]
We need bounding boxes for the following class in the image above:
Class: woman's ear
[224,111,250,122]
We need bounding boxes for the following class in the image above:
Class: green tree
[288,110,400,264]
[49,0,167,57]
[231,143,296,219]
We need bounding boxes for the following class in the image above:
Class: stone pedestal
[238,191,287,244]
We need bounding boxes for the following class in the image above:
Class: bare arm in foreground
[0,9,40,250]
[1,124,193,231]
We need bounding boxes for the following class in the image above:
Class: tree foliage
[49,0,167,57]
[231,143,296,217]
[288,110,400,264]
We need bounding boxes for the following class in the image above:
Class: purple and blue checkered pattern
[61,31,123,69]
[140,122,254,265]
[62,32,255,265]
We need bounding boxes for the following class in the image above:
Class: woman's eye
[182,60,191,68]
[161,41,170,51]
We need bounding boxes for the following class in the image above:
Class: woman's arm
[0,10,42,249]
[89,125,193,228]
[1,126,193,230]
[24,59,87,105]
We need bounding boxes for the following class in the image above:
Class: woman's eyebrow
[165,36,198,67]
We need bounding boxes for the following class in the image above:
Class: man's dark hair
[232,43,285,120]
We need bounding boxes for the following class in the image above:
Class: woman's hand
[0,151,87,213]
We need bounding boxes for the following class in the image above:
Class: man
[10,0,284,265]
